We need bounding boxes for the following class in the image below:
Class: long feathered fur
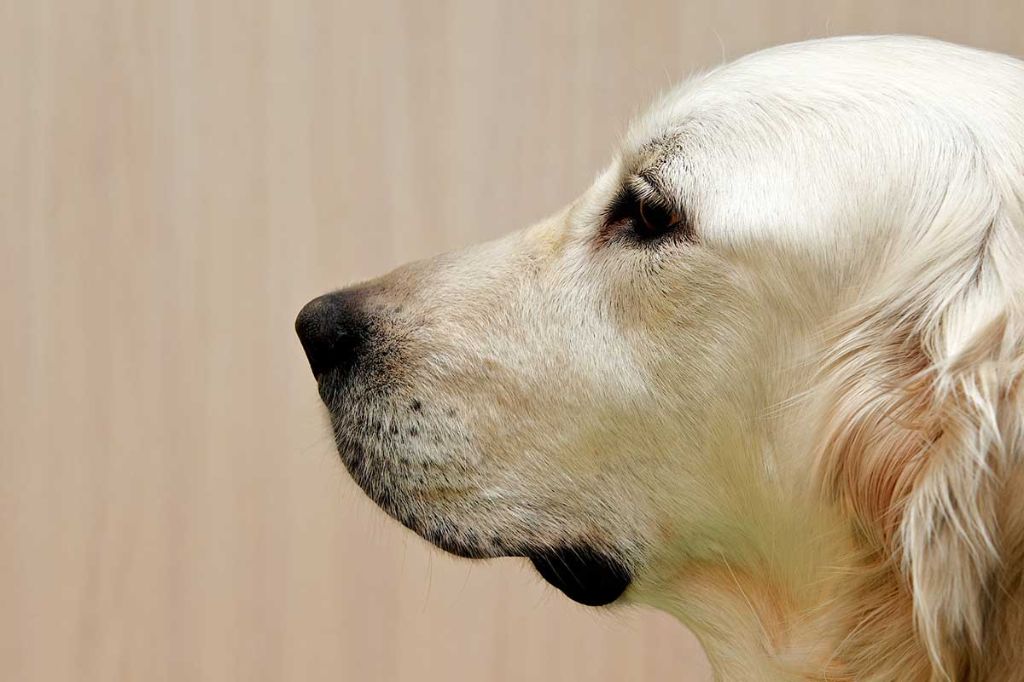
[818,109,1024,678]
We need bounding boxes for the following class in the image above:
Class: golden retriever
[296,36,1024,680]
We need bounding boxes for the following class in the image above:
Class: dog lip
[429,539,492,560]
[526,545,632,606]
[415,535,633,609]
[329,422,631,606]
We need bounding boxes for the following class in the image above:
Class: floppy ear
[818,181,1024,673]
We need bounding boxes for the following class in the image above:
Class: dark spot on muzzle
[527,545,631,606]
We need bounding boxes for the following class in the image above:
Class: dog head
[297,36,1024,674]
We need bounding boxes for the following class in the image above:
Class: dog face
[295,128,815,605]
[297,35,1024,669]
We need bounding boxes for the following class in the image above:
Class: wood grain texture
[2,1,1021,680]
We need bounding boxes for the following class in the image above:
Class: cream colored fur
[324,36,1024,680]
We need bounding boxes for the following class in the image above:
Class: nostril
[294,290,367,379]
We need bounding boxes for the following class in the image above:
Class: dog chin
[424,526,633,607]
[332,432,633,607]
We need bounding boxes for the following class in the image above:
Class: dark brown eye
[635,197,684,241]
[602,187,689,245]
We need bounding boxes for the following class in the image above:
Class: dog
[296,36,1024,680]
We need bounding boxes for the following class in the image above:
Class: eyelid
[628,173,662,200]
[603,176,675,225]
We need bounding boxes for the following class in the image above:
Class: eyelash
[603,187,689,245]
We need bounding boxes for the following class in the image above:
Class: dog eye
[635,198,685,241]
[603,188,689,245]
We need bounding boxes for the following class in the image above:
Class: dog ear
[818,183,1024,673]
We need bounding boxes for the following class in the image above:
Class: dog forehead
[609,36,1023,233]
[624,35,1016,156]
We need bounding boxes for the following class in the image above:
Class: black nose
[295,290,367,379]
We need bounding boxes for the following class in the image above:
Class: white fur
[324,36,1024,680]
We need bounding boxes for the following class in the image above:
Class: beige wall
[2,2,1022,680]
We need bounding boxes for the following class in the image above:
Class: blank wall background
[2,1,1021,680]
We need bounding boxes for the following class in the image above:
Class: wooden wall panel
[2,2,1021,680]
